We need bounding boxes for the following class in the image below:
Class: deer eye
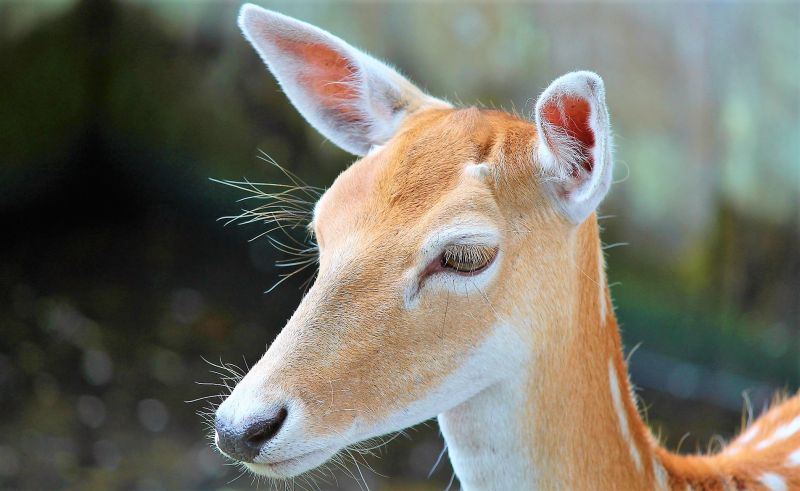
[440,245,498,274]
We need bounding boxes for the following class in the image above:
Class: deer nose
[215,407,288,462]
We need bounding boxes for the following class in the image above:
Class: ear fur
[238,4,449,156]
[534,71,613,224]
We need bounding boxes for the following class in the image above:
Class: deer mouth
[244,445,339,478]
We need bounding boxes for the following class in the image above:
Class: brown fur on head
[217,106,551,476]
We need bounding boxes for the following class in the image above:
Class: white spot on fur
[758,472,787,491]
[787,448,800,467]
[608,359,643,472]
[738,423,759,445]
[756,415,800,450]
[725,422,758,455]
[464,162,491,180]
[597,242,607,324]
[652,455,668,490]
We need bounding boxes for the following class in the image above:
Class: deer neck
[438,215,664,490]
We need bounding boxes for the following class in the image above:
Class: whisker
[212,154,321,294]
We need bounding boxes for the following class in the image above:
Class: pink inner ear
[274,37,364,123]
[542,96,595,173]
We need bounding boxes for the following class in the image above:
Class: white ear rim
[534,71,613,224]
[238,4,449,156]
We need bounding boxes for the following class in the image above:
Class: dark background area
[0,1,798,489]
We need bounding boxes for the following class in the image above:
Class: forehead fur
[315,107,537,243]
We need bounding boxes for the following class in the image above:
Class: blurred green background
[0,0,798,489]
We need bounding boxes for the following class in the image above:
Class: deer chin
[235,320,526,480]
[245,444,340,478]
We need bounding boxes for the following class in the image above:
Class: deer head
[214,4,613,482]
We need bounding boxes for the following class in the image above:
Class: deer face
[214,5,613,479]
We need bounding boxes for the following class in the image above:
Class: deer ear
[534,71,613,224]
[238,4,448,156]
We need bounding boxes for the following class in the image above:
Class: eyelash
[438,244,498,275]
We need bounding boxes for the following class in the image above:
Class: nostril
[244,407,288,449]
[215,407,288,463]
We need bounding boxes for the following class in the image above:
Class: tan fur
[239,107,800,489]
[256,108,514,438]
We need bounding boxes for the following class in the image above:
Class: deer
[211,4,800,490]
